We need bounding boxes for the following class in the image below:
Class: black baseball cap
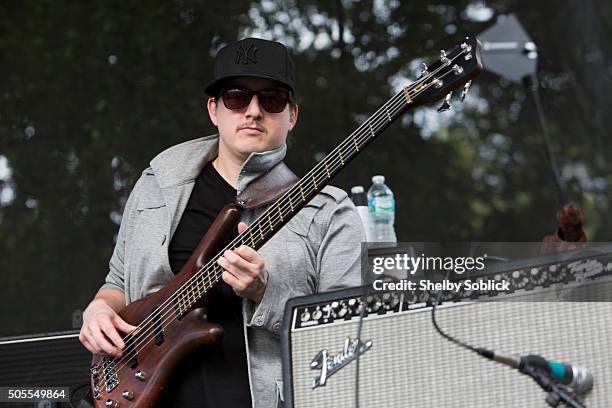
[205,38,296,96]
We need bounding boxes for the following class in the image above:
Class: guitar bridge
[101,356,120,392]
[90,364,101,399]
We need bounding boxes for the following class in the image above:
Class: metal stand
[523,74,568,207]
[520,363,587,408]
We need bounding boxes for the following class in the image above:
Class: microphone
[478,349,594,394]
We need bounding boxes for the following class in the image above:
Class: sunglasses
[220,88,291,113]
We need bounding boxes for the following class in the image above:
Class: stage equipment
[479,14,567,204]
[282,246,612,407]
[0,330,91,407]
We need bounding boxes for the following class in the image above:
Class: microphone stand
[520,363,587,408]
[523,74,568,207]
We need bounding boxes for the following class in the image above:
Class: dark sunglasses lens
[222,89,252,110]
[221,89,290,113]
[259,90,289,113]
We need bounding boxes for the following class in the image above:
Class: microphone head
[570,365,594,394]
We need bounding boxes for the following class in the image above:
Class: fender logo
[310,337,373,389]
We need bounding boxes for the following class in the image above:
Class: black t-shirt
[161,161,252,408]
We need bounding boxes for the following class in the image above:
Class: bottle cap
[350,185,367,206]
[372,175,385,184]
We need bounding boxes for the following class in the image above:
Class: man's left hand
[218,221,268,303]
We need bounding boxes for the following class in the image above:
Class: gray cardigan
[101,134,363,407]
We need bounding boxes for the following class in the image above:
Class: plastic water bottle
[350,186,372,242]
[367,175,397,242]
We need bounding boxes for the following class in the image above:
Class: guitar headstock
[409,36,483,110]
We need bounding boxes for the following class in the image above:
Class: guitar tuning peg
[421,62,429,76]
[440,50,449,65]
[437,92,453,113]
[460,80,472,102]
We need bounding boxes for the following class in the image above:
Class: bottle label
[368,196,395,213]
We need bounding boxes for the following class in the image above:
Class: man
[79,38,363,407]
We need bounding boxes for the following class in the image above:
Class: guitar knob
[135,370,146,381]
[105,399,119,408]
[122,390,134,401]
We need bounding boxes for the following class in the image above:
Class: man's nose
[245,94,263,119]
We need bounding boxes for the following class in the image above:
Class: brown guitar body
[90,204,242,408]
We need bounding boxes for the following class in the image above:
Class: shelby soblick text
[372,279,510,292]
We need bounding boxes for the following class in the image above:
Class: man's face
[207,77,298,161]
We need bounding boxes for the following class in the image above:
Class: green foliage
[0,0,610,335]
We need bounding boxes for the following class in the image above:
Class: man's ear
[288,103,299,131]
[207,97,219,126]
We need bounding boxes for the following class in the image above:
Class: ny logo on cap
[235,43,258,65]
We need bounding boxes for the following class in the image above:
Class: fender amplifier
[281,246,612,407]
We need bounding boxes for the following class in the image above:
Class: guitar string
[96,47,471,387]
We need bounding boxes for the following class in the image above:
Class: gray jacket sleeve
[99,176,142,294]
[245,189,364,336]
[315,197,363,291]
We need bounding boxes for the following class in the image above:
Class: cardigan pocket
[137,202,166,211]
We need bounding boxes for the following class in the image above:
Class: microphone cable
[430,284,588,407]
[431,288,482,355]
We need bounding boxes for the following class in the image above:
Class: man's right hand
[79,294,138,358]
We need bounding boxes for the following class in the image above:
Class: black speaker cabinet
[0,330,91,407]
[282,248,612,407]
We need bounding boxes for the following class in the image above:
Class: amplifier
[281,246,612,407]
[0,330,91,407]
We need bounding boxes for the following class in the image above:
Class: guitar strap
[236,161,299,210]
